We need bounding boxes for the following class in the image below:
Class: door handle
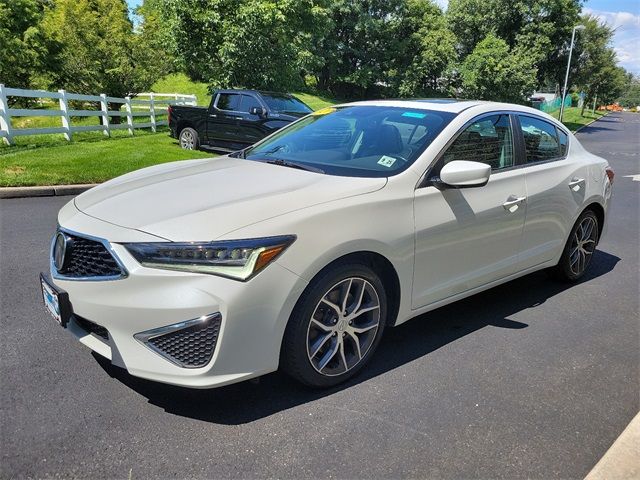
[502,195,526,212]
[568,177,585,191]
[233,116,243,120]
[209,114,217,118]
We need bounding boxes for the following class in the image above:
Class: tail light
[605,166,615,184]
[167,105,172,125]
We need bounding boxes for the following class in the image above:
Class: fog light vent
[134,313,222,368]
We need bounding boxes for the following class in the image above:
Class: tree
[459,33,537,103]
[135,0,176,78]
[152,0,326,91]
[386,0,457,97]
[0,0,54,91]
[214,0,327,91]
[617,76,640,108]
[573,15,629,113]
[151,0,235,82]
[447,0,582,87]
[309,0,410,98]
[41,0,162,98]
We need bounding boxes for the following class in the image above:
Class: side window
[519,115,561,162]
[241,95,262,114]
[442,114,514,170]
[216,93,241,111]
[558,128,568,156]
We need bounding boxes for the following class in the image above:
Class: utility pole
[560,25,586,122]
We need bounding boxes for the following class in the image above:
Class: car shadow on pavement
[94,250,620,425]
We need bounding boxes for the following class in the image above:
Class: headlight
[123,235,296,281]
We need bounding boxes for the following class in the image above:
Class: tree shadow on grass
[94,250,620,425]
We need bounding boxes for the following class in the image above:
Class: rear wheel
[282,263,387,388]
[553,209,599,281]
[179,127,199,150]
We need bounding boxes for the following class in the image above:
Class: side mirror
[249,107,266,117]
[437,160,491,188]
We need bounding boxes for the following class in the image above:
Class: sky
[127,0,640,74]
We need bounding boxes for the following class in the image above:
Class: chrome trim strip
[133,312,222,369]
[50,227,129,282]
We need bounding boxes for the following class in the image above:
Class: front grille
[138,314,222,368]
[55,233,124,279]
[74,315,109,340]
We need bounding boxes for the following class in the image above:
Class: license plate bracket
[40,273,72,328]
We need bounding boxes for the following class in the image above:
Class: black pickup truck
[168,89,313,151]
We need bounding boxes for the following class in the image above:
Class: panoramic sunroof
[410,98,463,103]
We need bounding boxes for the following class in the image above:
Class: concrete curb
[584,411,640,480]
[574,112,610,133]
[0,184,97,199]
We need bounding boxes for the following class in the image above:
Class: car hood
[74,156,387,241]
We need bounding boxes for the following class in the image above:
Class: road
[1,112,638,479]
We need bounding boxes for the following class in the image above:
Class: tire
[281,262,387,388]
[178,127,199,150]
[552,209,599,282]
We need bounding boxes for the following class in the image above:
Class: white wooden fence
[0,84,197,145]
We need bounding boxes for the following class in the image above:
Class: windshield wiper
[263,158,324,174]
[257,145,287,155]
[229,148,246,158]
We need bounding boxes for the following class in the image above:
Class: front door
[412,113,527,308]
[235,94,269,146]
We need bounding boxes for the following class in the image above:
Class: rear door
[412,113,528,308]
[207,93,243,147]
[516,114,587,268]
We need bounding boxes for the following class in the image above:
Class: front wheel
[281,263,387,388]
[553,209,599,281]
[179,127,199,150]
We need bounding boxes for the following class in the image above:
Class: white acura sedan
[41,100,614,388]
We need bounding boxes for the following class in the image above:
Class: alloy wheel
[180,130,195,149]
[568,216,597,276]
[306,277,381,376]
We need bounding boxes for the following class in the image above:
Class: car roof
[215,89,295,98]
[337,99,549,115]
[336,99,569,133]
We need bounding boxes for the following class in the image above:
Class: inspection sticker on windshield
[402,112,426,119]
[377,155,397,168]
[312,107,336,116]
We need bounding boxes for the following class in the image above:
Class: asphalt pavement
[1,112,638,479]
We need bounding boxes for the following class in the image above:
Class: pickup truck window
[262,94,312,114]
[216,93,241,111]
[241,95,262,113]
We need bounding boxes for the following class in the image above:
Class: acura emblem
[53,232,72,272]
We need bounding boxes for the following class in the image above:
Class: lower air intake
[135,313,222,368]
[75,315,109,341]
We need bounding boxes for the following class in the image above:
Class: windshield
[245,106,456,177]
[261,94,312,114]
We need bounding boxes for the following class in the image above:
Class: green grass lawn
[550,107,607,132]
[152,73,211,106]
[0,75,339,187]
[0,129,213,187]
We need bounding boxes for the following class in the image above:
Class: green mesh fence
[538,96,572,113]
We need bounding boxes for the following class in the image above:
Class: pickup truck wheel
[179,127,199,150]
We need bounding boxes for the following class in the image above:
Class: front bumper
[51,210,307,388]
